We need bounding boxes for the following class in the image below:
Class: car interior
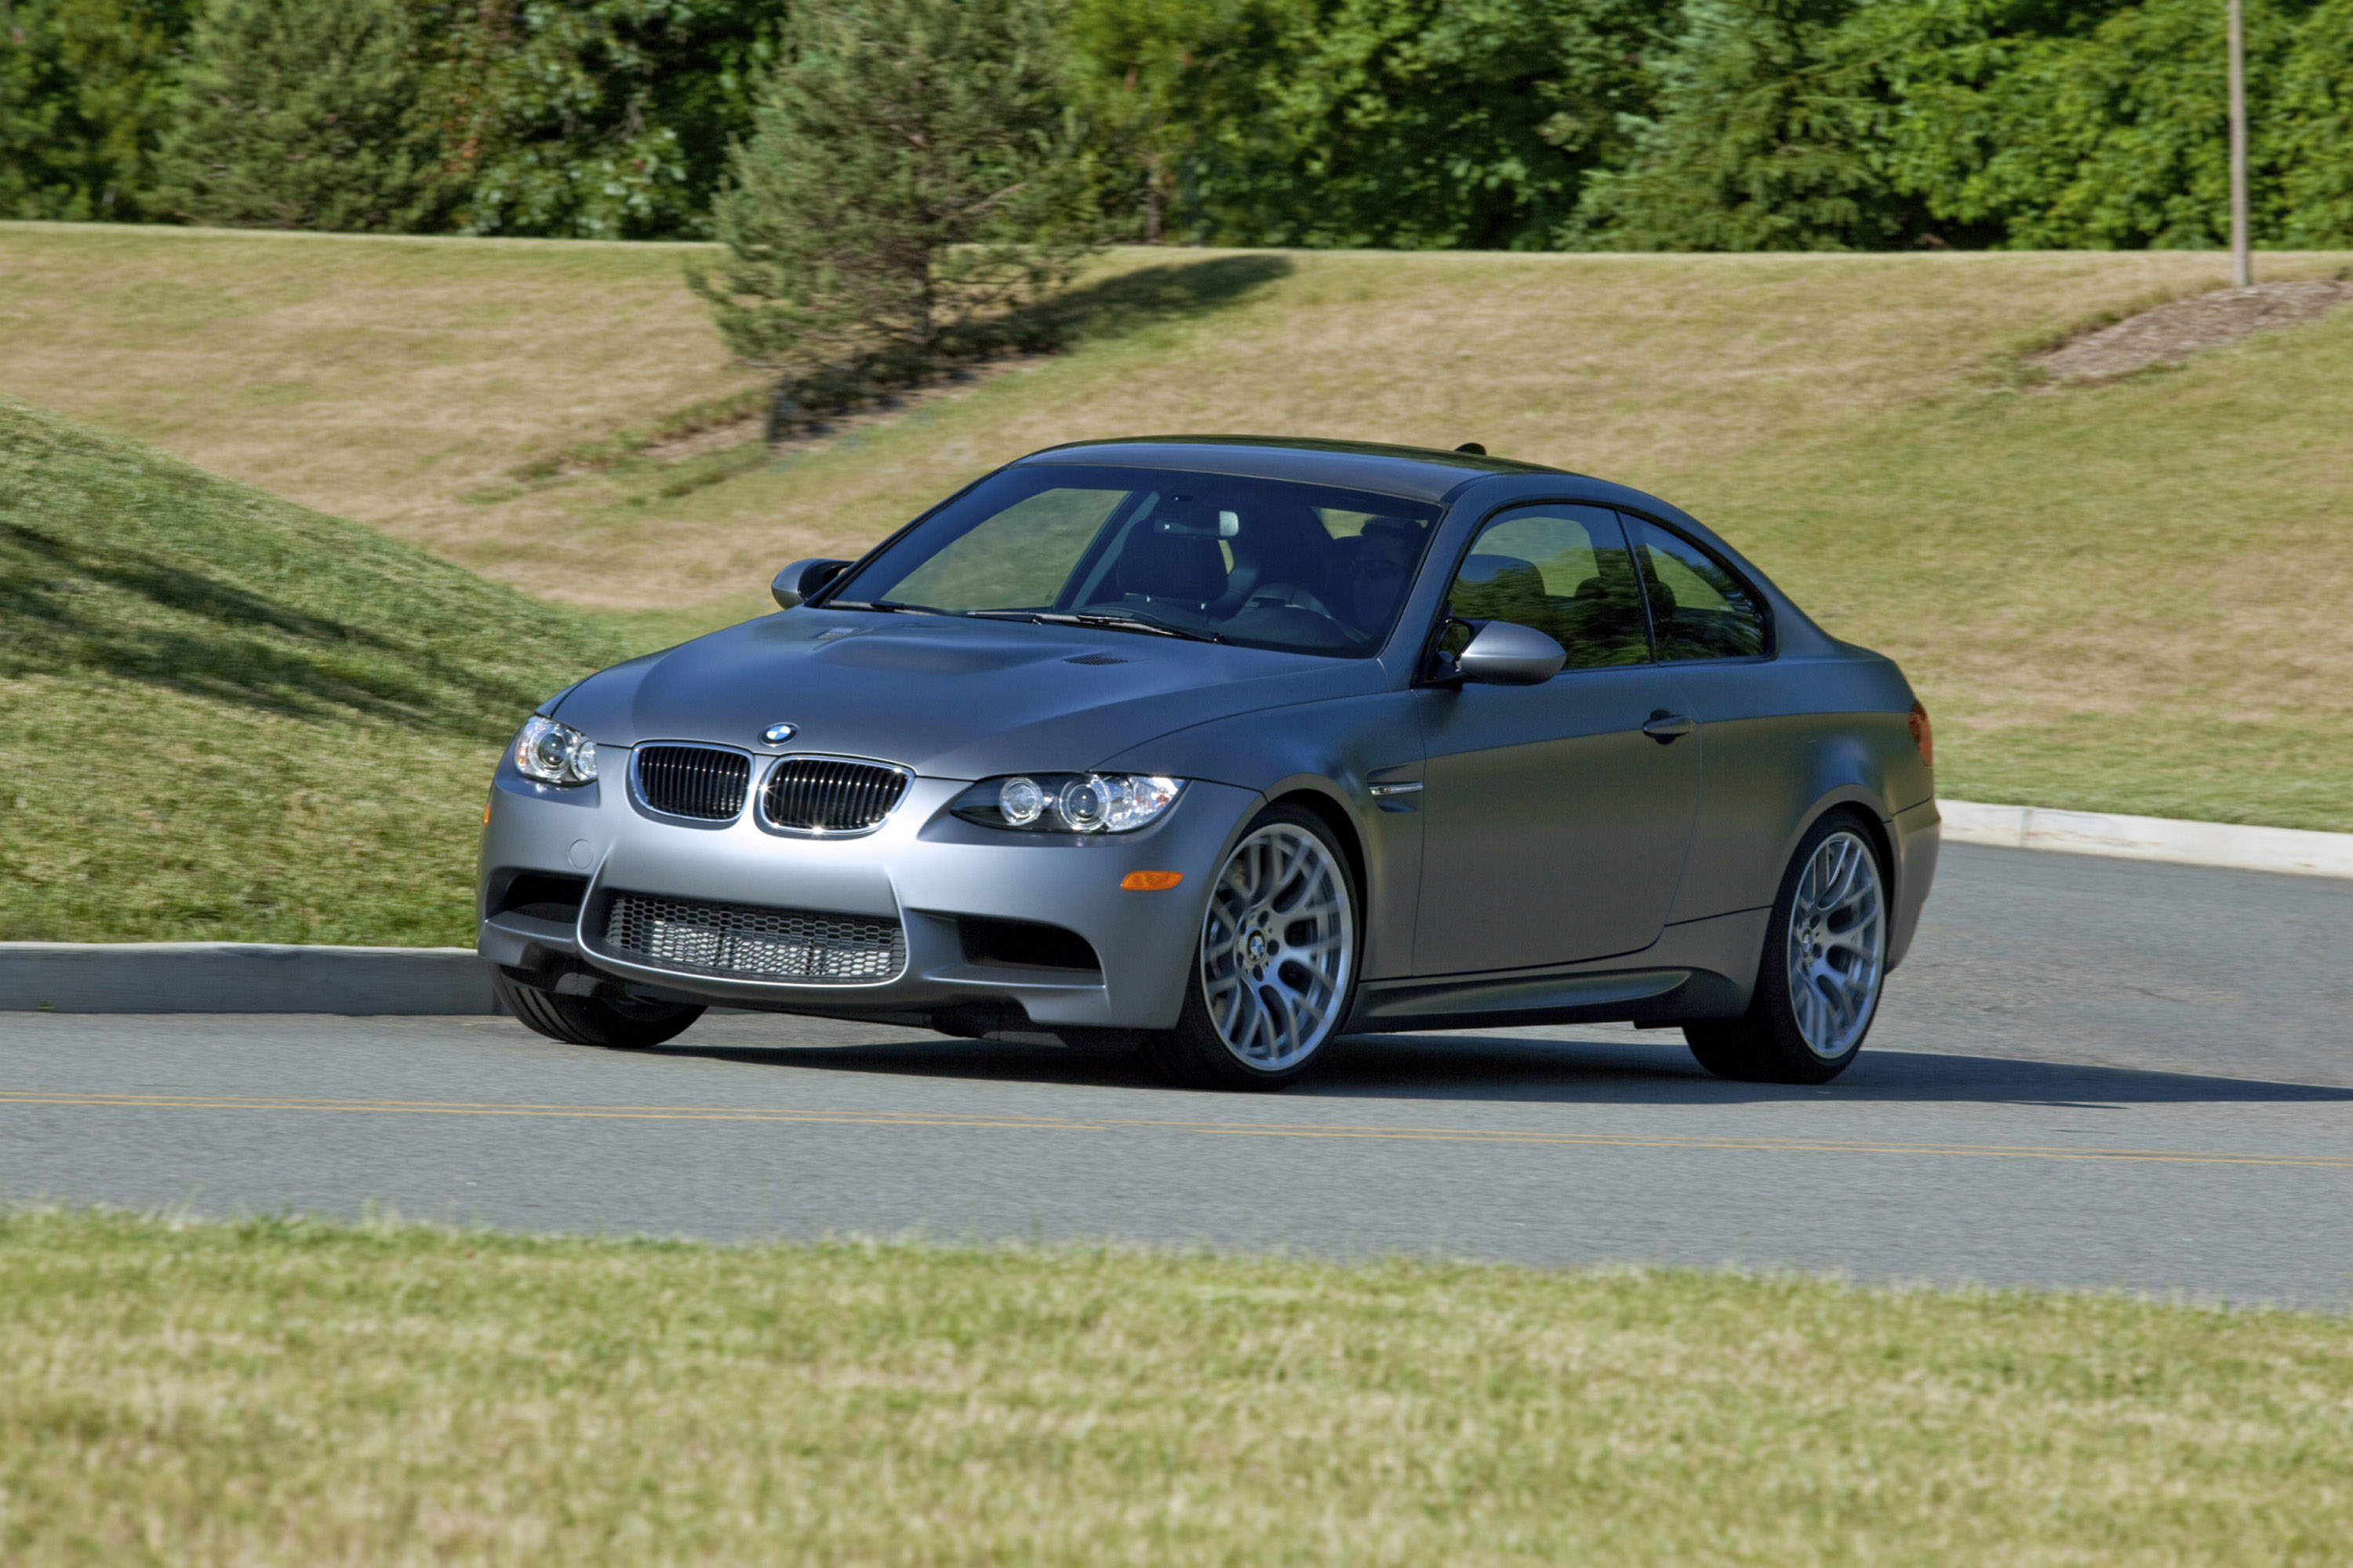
[1081,490,1431,649]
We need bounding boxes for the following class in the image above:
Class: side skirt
[1345,906,1769,1034]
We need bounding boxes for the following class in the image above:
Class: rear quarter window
[1624,515,1769,660]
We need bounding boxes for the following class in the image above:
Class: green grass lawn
[4,1208,2351,1565]
[0,396,620,944]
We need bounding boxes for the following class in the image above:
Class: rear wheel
[494,972,704,1051]
[1141,805,1359,1090]
[1686,812,1888,1085]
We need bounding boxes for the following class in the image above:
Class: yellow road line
[3,1089,2349,1170]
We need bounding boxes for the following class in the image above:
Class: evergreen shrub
[691,0,1094,414]
[152,0,445,231]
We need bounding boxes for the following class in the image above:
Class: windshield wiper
[966,609,1220,643]
[822,598,950,616]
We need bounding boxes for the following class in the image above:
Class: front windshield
[822,464,1443,657]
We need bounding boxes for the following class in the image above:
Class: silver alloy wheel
[1199,823,1355,1071]
[1784,829,1887,1058]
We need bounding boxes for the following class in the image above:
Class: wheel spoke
[1784,830,1886,1060]
[1198,823,1355,1072]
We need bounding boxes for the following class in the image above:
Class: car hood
[551,609,1390,782]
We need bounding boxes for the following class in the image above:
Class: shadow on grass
[1039,252,1297,346]
[649,1027,2353,1108]
[0,520,552,737]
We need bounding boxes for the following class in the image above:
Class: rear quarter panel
[1665,653,1932,931]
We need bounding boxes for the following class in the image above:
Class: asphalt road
[4,844,2350,1305]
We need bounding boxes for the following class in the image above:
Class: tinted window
[1626,515,1767,660]
[1444,504,1649,669]
[829,465,1441,657]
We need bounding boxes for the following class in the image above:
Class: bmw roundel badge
[761,722,798,744]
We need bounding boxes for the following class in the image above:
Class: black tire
[1140,802,1362,1091]
[494,972,705,1051]
[1686,809,1889,1086]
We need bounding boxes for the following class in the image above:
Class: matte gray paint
[487,438,1937,1046]
[1413,668,1700,973]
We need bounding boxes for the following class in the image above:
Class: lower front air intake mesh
[601,891,905,983]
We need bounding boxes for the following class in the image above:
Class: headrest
[1118,527,1229,602]
[1458,554,1543,591]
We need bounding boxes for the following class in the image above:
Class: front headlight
[951,773,1184,834]
[513,715,598,786]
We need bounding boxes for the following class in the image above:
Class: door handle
[1642,711,1696,743]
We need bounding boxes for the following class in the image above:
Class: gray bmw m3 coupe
[481,437,1938,1088]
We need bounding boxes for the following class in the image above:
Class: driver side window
[1445,504,1650,669]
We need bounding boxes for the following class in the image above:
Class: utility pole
[2228,0,2251,287]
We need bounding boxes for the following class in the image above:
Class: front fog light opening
[953,773,1185,834]
[514,715,598,786]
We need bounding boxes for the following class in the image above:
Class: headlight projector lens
[998,776,1046,826]
[513,715,598,786]
[1060,777,1110,831]
[952,773,1184,834]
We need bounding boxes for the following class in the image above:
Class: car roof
[1014,435,1570,504]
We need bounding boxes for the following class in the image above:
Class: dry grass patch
[5,1209,2353,1565]
[0,222,762,549]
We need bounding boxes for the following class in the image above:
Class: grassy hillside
[9,1210,2353,1564]
[0,397,618,944]
[3,224,2351,831]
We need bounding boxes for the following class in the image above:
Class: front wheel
[1141,804,1360,1090]
[1686,812,1889,1085]
[494,972,704,1051]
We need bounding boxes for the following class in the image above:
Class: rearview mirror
[1456,620,1566,686]
[772,558,851,609]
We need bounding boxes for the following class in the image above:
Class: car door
[1617,511,1792,924]
[1413,504,1702,976]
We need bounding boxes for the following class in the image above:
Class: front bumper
[478,755,1259,1033]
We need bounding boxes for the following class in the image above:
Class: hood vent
[762,756,911,835]
[635,745,751,820]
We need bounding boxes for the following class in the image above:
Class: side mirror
[771,558,851,609]
[1456,620,1566,686]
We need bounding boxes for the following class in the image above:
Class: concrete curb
[1938,799,2353,879]
[0,944,500,1015]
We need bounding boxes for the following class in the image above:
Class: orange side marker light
[1121,870,1184,891]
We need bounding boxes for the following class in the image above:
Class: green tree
[1064,0,1246,242]
[1075,0,1669,250]
[691,0,1091,406]
[2273,0,2353,244]
[413,0,780,240]
[1864,0,2293,249]
[153,0,446,230]
[1573,0,1948,250]
[0,0,195,220]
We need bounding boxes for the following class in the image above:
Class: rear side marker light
[1908,700,1934,768]
[1121,871,1184,891]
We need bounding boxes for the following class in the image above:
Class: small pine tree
[1573,0,1926,251]
[154,0,445,231]
[690,0,1090,406]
